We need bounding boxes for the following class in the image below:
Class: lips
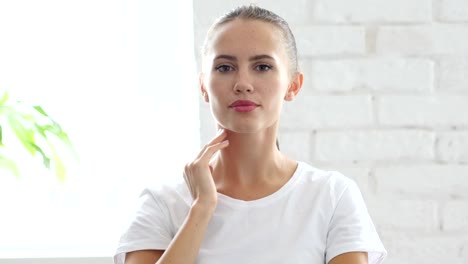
[229,100,259,112]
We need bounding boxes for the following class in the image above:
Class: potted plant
[0,90,77,182]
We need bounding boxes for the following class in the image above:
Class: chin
[229,127,261,134]
[213,114,277,134]
[222,122,272,135]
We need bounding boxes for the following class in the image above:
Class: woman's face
[201,19,301,134]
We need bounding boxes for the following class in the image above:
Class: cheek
[207,75,232,97]
[263,77,289,97]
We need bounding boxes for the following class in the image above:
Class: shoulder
[295,161,355,199]
[126,179,192,235]
[142,179,192,208]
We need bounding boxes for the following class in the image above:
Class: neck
[211,126,294,189]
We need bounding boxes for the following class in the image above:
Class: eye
[215,64,234,72]
[255,64,272,71]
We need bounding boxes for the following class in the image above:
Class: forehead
[205,19,286,58]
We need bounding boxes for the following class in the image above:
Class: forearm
[156,201,215,264]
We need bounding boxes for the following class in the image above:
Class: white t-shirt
[114,161,387,264]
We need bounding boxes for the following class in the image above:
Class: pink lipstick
[229,100,258,112]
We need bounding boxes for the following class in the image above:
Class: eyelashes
[215,64,233,72]
[255,64,272,71]
[214,63,273,73]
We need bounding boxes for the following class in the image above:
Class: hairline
[202,17,297,77]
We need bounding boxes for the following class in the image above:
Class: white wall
[193,0,468,263]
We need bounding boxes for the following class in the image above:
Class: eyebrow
[213,54,275,62]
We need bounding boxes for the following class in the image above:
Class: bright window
[0,0,198,258]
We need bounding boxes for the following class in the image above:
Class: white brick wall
[437,132,468,162]
[295,26,366,56]
[315,130,435,162]
[314,0,432,23]
[377,25,468,55]
[379,95,468,127]
[379,232,467,264]
[280,95,373,128]
[194,0,468,262]
[368,199,439,231]
[305,59,433,92]
[375,165,468,198]
[442,200,468,231]
[439,0,468,22]
[439,57,468,91]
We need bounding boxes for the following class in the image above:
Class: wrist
[191,199,217,218]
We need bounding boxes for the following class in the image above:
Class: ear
[199,73,209,102]
[284,72,304,101]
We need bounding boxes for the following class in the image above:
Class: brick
[379,231,466,264]
[295,26,366,56]
[281,95,373,129]
[379,95,468,127]
[306,59,433,92]
[439,57,468,91]
[377,25,468,55]
[314,0,432,23]
[440,0,468,22]
[442,200,468,231]
[367,199,438,231]
[277,130,312,162]
[463,241,468,260]
[437,131,468,163]
[315,130,435,162]
[375,165,468,198]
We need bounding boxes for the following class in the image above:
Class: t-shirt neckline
[216,161,304,207]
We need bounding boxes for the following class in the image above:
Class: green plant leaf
[32,106,63,134]
[0,155,20,178]
[1,96,77,182]
[33,105,48,117]
[35,123,77,159]
[32,106,77,156]
[8,115,36,156]
[0,91,8,105]
[49,143,66,182]
[30,143,51,169]
[0,105,13,116]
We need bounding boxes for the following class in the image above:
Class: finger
[207,128,228,146]
[199,139,229,163]
[196,129,228,159]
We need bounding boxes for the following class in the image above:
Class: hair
[201,5,299,76]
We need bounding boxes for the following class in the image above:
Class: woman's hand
[183,128,229,209]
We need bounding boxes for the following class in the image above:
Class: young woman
[115,5,386,264]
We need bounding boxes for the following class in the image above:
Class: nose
[233,69,254,94]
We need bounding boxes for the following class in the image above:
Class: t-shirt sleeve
[325,180,387,264]
[113,188,173,264]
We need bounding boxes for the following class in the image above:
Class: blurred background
[0,0,199,263]
[1,0,467,263]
